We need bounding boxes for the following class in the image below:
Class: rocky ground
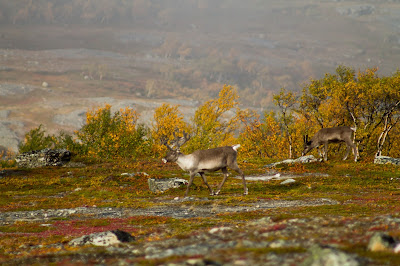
[2,155,400,264]
[1,153,400,264]
[0,197,339,225]
[1,197,399,265]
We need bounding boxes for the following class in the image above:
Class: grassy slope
[1,157,400,264]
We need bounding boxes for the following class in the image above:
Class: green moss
[0,221,53,233]
[217,210,266,222]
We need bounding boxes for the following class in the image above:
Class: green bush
[18,125,77,154]
[75,105,151,159]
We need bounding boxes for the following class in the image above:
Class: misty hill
[0,0,400,153]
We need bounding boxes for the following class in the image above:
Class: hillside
[1,0,400,153]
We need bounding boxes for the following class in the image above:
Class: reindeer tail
[232,144,241,151]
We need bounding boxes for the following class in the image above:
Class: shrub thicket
[75,104,151,159]
[15,66,400,162]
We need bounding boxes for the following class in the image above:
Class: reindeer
[302,126,358,162]
[161,132,248,197]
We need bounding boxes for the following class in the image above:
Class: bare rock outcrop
[68,230,135,247]
[374,156,400,166]
[265,155,318,168]
[15,148,71,168]
[148,177,188,193]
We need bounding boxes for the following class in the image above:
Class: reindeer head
[161,131,190,163]
[302,135,312,156]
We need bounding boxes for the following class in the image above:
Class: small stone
[209,227,232,234]
[40,224,52,227]
[233,260,247,265]
[186,258,204,265]
[280,178,296,185]
[269,239,286,248]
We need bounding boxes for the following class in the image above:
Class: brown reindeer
[162,132,248,197]
[302,126,358,162]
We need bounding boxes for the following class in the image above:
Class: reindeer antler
[160,129,191,151]
[160,135,173,150]
[176,131,190,148]
[172,130,190,150]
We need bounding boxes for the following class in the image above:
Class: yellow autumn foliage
[76,104,150,159]
[151,103,190,156]
[14,66,400,163]
[187,84,252,152]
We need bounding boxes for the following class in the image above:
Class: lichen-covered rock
[374,156,400,166]
[15,148,71,168]
[68,229,135,247]
[148,178,188,193]
[265,155,318,168]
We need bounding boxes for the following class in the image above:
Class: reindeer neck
[175,153,195,171]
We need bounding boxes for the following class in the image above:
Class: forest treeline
[18,66,400,162]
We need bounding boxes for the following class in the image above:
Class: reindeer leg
[199,172,214,195]
[323,143,328,161]
[235,167,248,195]
[343,145,350,160]
[229,164,248,195]
[354,146,358,162]
[184,172,196,197]
[351,143,358,162]
[318,146,323,158]
[215,167,229,195]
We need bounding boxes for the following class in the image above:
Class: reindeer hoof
[244,188,249,195]
[214,190,220,195]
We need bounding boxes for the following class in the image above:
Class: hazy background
[1,0,400,153]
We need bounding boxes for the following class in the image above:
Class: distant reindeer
[162,132,248,197]
[302,126,358,162]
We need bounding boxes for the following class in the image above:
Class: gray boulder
[265,155,318,168]
[148,178,188,193]
[68,229,135,247]
[15,148,71,168]
[374,156,400,166]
